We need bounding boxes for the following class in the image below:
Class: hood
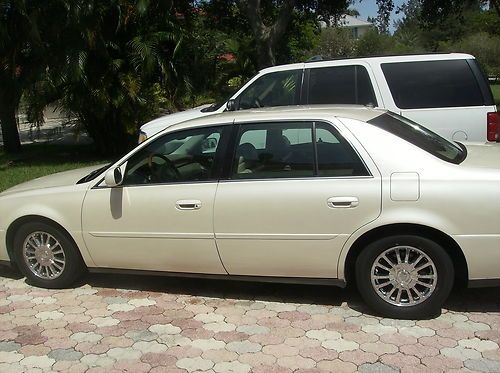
[461,143,500,169]
[140,104,213,138]
[0,164,106,196]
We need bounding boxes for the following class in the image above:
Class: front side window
[368,112,467,164]
[231,121,369,180]
[237,70,302,110]
[381,60,485,109]
[308,65,377,106]
[123,126,226,185]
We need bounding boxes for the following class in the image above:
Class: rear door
[214,120,381,278]
[380,59,497,142]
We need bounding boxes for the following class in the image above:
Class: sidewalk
[0,106,92,147]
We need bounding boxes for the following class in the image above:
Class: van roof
[259,53,475,74]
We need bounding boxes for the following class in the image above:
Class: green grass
[491,84,500,109]
[0,144,109,193]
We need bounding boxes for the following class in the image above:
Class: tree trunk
[240,0,296,69]
[0,100,22,154]
[256,38,276,68]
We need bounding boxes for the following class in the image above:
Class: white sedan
[1,106,499,319]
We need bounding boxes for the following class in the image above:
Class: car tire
[355,235,454,319]
[13,221,86,289]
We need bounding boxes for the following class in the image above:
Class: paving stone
[458,337,499,352]
[441,346,483,361]
[358,362,399,373]
[176,356,214,372]
[305,328,341,341]
[0,341,21,352]
[48,348,83,361]
[226,340,262,354]
[213,361,252,373]
[464,358,500,372]
[322,338,359,352]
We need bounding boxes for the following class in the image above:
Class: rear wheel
[356,235,454,319]
[13,221,86,288]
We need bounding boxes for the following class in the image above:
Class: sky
[352,0,407,33]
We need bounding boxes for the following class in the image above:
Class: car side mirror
[104,167,123,187]
[226,99,237,112]
[202,138,218,152]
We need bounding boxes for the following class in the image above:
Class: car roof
[166,105,386,132]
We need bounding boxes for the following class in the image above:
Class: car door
[214,120,382,278]
[81,125,230,274]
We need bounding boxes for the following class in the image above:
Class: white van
[139,53,498,143]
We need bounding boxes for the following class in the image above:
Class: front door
[214,120,381,278]
[82,125,230,274]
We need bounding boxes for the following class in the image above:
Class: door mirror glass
[104,167,123,187]
[201,137,218,152]
[226,99,236,111]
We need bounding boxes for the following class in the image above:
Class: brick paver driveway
[0,267,499,373]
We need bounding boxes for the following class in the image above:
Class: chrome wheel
[22,231,66,280]
[371,245,437,307]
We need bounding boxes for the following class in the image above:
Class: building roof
[320,14,373,29]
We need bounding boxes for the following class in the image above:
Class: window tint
[231,122,369,179]
[238,70,302,110]
[308,65,377,106]
[381,60,485,109]
[123,126,225,185]
[232,122,314,179]
[367,112,466,164]
[315,124,370,177]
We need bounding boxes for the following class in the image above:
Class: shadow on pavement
[1,266,498,316]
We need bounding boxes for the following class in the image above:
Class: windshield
[367,112,467,164]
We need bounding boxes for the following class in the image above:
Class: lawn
[0,144,109,193]
[491,84,500,109]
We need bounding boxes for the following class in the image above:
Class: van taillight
[487,112,499,142]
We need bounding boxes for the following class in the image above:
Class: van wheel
[13,221,85,289]
[355,235,454,319]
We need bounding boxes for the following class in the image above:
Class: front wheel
[13,221,86,289]
[356,235,454,319]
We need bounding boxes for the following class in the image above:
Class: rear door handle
[176,200,202,210]
[327,197,359,208]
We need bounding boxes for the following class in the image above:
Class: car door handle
[327,197,359,208]
[176,200,202,210]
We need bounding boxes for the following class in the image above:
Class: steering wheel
[147,154,180,182]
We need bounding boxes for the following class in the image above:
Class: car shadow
[81,271,349,307]
[1,267,498,317]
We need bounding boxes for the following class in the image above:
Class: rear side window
[381,60,485,109]
[307,65,377,106]
[368,112,467,164]
[231,121,369,180]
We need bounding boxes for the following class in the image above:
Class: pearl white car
[1,106,499,319]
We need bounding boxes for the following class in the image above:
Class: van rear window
[381,60,486,109]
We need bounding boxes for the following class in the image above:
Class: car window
[123,126,225,185]
[315,123,370,177]
[231,121,369,179]
[238,70,302,110]
[381,60,485,109]
[232,122,314,179]
[367,112,467,164]
[308,65,377,106]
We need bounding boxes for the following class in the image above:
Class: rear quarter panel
[338,117,500,280]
